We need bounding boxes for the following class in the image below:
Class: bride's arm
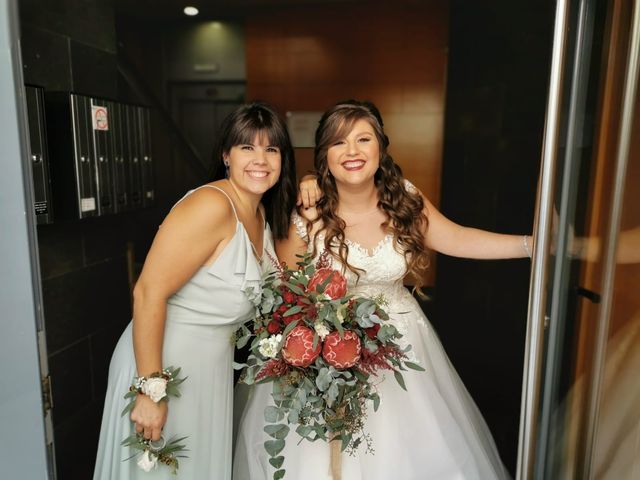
[275,208,318,267]
[419,194,532,260]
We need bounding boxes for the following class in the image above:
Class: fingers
[135,423,143,434]
[151,427,162,442]
[299,186,319,209]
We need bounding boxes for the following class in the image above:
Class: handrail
[116,51,209,179]
[516,0,570,478]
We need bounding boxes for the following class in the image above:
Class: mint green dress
[94,186,272,479]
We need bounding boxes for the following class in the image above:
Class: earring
[224,161,230,179]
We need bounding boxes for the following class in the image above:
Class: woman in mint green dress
[93,102,297,479]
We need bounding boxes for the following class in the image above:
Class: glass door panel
[519,0,640,478]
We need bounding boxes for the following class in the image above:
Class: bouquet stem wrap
[330,437,342,480]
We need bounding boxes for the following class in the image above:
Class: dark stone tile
[20,0,116,53]
[43,258,131,353]
[54,401,102,480]
[49,339,93,426]
[70,41,117,98]
[37,222,84,280]
[90,322,128,403]
[20,26,72,91]
[81,215,128,266]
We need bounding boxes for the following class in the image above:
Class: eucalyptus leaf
[288,408,300,424]
[284,305,303,316]
[274,469,286,480]
[281,319,299,339]
[315,368,332,391]
[371,392,381,411]
[284,281,305,296]
[264,406,283,423]
[405,361,425,372]
[269,456,285,469]
[236,334,251,349]
[264,439,286,456]
[341,433,352,452]
[394,371,407,391]
[295,425,313,438]
[264,424,290,440]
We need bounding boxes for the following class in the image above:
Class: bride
[233,100,527,479]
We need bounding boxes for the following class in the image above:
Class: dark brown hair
[210,102,297,239]
[311,100,430,290]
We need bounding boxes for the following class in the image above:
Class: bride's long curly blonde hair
[309,100,431,290]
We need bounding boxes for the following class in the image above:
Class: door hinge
[41,374,53,414]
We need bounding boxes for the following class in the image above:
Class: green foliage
[234,251,426,479]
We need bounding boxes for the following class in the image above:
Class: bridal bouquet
[236,252,424,480]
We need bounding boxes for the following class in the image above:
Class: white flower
[314,322,330,340]
[258,334,283,358]
[142,377,167,403]
[137,449,158,472]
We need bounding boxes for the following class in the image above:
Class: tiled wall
[38,213,162,479]
[436,1,555,473]
[19,1,184,478]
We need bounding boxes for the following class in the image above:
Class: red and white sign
[91,105,109,131]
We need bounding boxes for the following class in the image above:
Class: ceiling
[114,0,371,22]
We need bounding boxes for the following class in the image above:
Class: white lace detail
[306,228,427,357]
[291,211,308,240]
[403,178,418,194]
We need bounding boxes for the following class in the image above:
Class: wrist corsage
[121,433,189,475]
[121,366,188,475]
[123,366,186,408]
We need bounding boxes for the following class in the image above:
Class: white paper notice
[81,197,96,212]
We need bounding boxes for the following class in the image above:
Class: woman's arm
[130,188,234,440]
[297,174,322,209]
[275,209,317,267]
[421,194,531,260]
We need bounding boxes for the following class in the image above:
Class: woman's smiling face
[225,131,282,196]
[326,118,380,187]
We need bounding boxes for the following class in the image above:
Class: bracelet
[523,235,532,258]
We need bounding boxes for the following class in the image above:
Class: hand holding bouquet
[236,252,424,480]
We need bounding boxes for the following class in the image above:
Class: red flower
[283,312,302,325]
[322,330,362,369]
[255,359,289,381]
[282,326,321,367]
[282,288,297,305]
[267,320,282,334]
[365,323,381,339]
[307,268,347,300]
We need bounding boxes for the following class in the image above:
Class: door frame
[0,0,53,477]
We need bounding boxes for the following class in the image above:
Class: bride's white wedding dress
[233,183,511,480]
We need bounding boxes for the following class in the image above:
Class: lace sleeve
[291,211,308,240]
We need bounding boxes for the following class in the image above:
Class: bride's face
[326,118,380,187]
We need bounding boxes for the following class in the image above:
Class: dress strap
[202,185,239,221]
[172,185,239,221]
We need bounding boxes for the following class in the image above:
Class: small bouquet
[236,252,424,480]
[121,366,188,475]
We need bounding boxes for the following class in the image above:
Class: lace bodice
[291,214,414,312]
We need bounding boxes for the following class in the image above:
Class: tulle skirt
[233,291,511,480]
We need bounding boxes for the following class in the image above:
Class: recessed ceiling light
[184,6,199,16]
